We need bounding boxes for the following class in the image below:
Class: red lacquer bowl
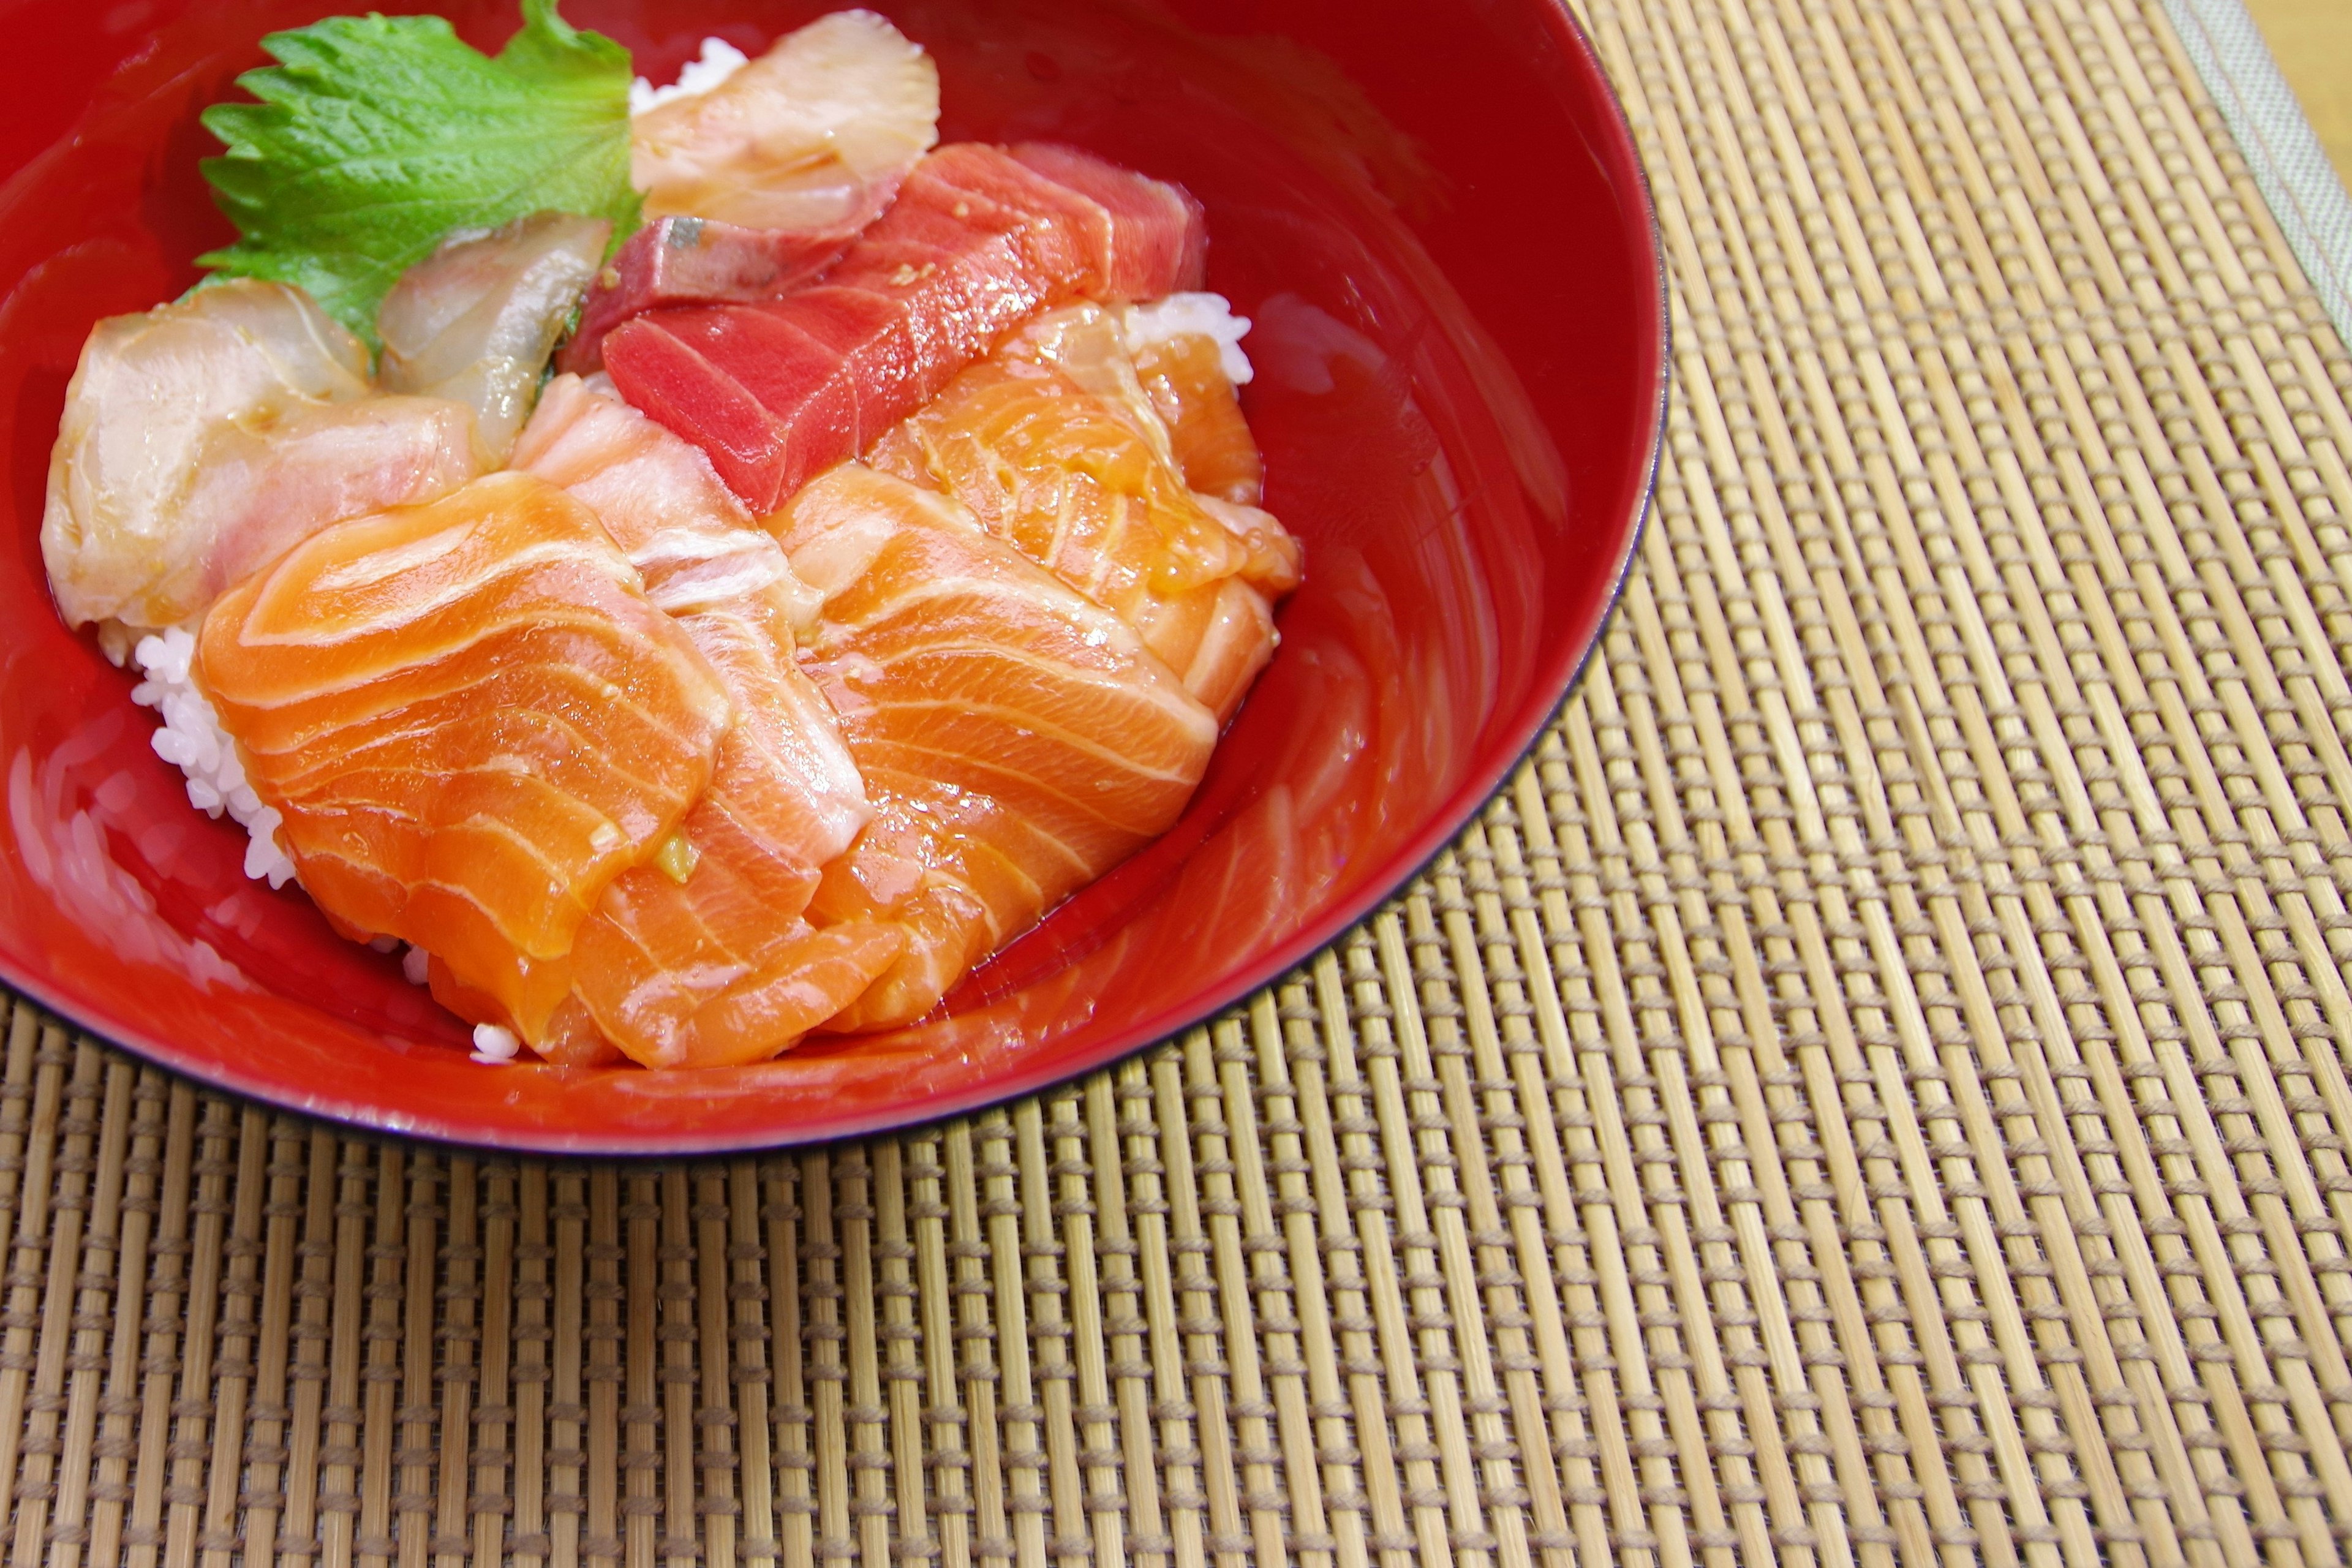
[0,0,1665,1152]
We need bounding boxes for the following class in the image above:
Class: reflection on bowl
[0,0,1665,1152]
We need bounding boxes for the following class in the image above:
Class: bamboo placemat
[9,0,2352,1559]
[2164,0,2352,341]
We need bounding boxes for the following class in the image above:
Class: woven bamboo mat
[8,0,2352,1559]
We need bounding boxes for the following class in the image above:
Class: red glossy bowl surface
[0,0,1664,1152]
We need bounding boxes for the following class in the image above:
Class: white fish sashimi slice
[377,213,614,464]
[176,398,483,611]
[42,279,483,634]
[575,15,945,374]
[630,10,940,235]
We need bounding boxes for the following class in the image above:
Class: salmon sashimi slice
[377,213,612,464]
[532,995,627,1066]
[1022,293,1277,521]
[603,143,1208,511]
[1194,493,1302,597]
[512,374,861,850]
[1117,298,1297,594]
[195,471,734,1034]
[514,374,823,625]
[112,397,483,623]
[631,11,938,235]
[1133,331,1258,499]
[43,279,481,635]
[1126,305,1265,505]
[769,464,1218,1031]
[868,304,1302,723]
[569,886,907,1066]
[422,952,622,1066]
[561,608,878,1065]
[1117,298,1294,586]
[513,375,880,1066]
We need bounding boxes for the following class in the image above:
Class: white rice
[1125,293,1254,386]
[470,1023,521,1064]
[129,627,296,889]
[631,37,749,114]
[130,630,442,1005]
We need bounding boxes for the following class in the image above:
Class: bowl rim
[0,0,1672,1155]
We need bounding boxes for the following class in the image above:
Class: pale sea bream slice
[43,279,480,637]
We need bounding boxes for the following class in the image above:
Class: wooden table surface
[2247,0,2352,181]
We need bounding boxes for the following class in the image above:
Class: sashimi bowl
[0,0,1666,1152]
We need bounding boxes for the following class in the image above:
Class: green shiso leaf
[197,0,639,350]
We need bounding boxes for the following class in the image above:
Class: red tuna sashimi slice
[560,217,851,375]
[982,143,1207,303]
[818,142,1205,304]
[602,143,1207,512]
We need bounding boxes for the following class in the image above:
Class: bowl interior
[0,0,1663,1151]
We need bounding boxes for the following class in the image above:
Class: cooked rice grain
[1124,292,1254,385]
[129,626,296,888]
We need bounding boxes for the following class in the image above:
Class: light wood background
[2247,0,2352,181]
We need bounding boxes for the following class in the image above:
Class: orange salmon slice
[1131,330,1265,506]
[770,463,1219,1031]
[869,306,1302,723]
[196,470,733,1031]
[515,377,884,1066]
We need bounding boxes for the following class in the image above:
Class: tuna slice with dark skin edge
[601,142,1207,513]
